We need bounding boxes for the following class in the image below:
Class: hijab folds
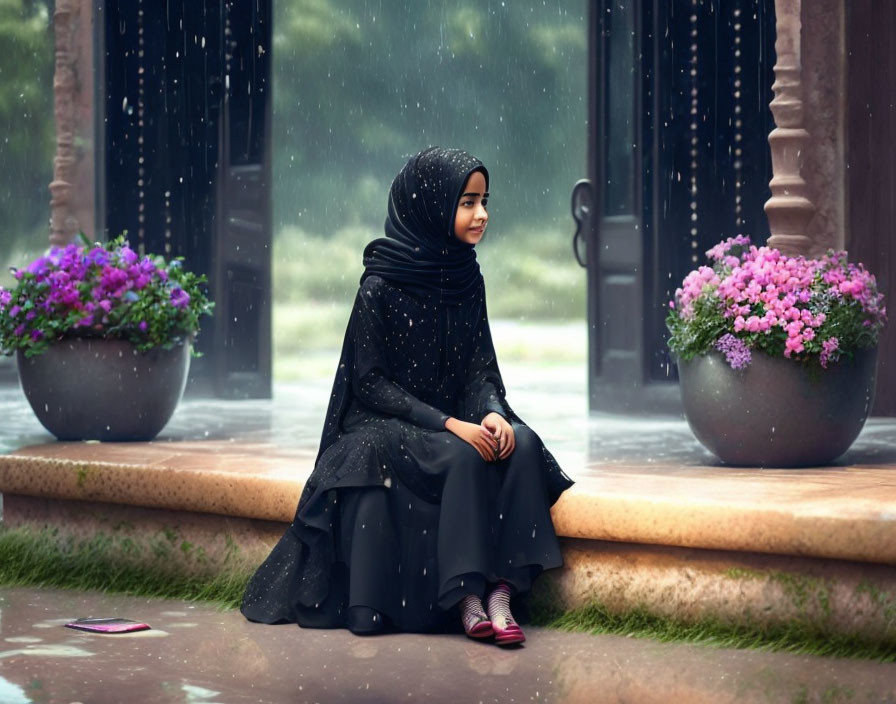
[361,147,488,304]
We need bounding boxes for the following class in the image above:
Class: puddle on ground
[160,611,189,617]
[3,637,43,644]
[349,641,379,659]
[182,683,221,701]
[0,676,31,704]
[0,644,93,659]
[66,629,171,639]
[166,622,199,628]
[31,618,73,629]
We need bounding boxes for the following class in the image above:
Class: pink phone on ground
[64,618,151,633]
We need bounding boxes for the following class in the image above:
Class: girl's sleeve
[351,281,449,431]
[463,301,511,423]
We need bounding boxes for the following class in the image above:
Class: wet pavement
[4,361,896,470]
[0,587,894,704]
[4,360,896,703]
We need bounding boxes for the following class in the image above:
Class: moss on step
[527,595,896,663]
[74,463,91,489]
[0,526,250,609]
[724,566,836,621]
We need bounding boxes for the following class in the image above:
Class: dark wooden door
[212,0,273,399]
[103,0,272,398]
[579,0,776,412]
[846,1,896,416]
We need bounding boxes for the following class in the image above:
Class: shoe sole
[466,621,495,639]
[495,632,526,645]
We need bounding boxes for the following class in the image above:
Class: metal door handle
[571,179,593,268]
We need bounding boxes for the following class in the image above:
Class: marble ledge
[1,442,895,566]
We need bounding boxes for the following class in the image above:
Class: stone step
[2,438,895,645]
[2,439,895,564]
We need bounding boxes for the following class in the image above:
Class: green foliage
[0,235,214,357]
[665,292,728,363]
[273,223,585,319]
[0,0,53,258]
[272,0,587,236]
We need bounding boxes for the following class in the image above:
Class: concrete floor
[0,587,894,704]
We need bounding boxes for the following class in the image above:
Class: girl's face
[453,170,489,245]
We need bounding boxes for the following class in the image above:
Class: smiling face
[453,169,489,245]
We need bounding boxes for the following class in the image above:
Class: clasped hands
[445,412,515,462]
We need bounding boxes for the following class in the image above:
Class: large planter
[677,348,878,467]
[17,337,191,441]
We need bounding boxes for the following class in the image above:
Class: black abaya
[240,148,574,633]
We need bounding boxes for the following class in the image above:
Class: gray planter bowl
[677,348,878,467]
[17,338,191,442]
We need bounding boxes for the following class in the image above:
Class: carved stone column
[764,0,816,256]
[49,0,79,247]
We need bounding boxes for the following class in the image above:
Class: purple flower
[85,247,109,267]
[820,337,840,369]
[1,236,210,354]
[169,287,190,309]
[100,266,129,294]
[25,257,49,276]
[59,287,81,306]
[715,333,752,370]
[117,245,138,266]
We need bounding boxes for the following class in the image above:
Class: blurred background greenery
[0,0,54,282]
[0,0,588,380]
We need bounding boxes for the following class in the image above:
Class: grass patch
[529,598,896,663]
[0,527,251,610]
[6,526,893,661]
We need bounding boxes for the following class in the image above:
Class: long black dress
[241,148,574,633]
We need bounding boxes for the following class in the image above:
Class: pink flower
[744,316,764,333]
[784,336,805,357]
[668,236,885,368]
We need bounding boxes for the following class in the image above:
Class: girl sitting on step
[241,147,573,646]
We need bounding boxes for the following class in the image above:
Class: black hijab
[361,147,488,304]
